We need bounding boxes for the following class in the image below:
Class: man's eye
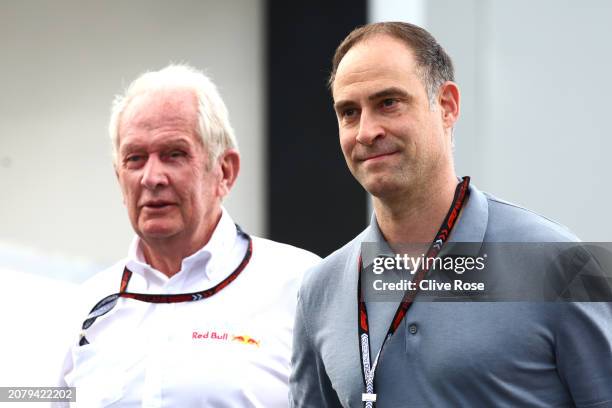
[382,98,398,108]
[342,108,357,118]
[125,155,143,163]
[168,150,187,159]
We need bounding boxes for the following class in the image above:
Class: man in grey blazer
[289,22,612,407]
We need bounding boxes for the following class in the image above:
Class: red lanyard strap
[357,177,470,406]
[79,225,252,346]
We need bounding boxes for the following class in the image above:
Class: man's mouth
[142,201,175,209]
[361,151,398,162]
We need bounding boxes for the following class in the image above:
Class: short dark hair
[328,22,454,104]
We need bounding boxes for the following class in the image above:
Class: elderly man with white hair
[58,64,320,407]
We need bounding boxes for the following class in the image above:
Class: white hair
[108,64,238,165]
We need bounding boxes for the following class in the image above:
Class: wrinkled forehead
[119,88,199,137]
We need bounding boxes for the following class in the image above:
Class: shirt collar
[363,183,489,264]
[447,183,488,244]
[125,207,237,282]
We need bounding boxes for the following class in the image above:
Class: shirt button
[408,323,418,335]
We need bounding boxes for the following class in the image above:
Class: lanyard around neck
[357,177,470,407]
[79,225,251,346]
[118,226,252,302]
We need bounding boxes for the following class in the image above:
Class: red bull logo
[232,335,261,347]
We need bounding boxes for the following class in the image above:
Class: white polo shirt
[58,209,321,407]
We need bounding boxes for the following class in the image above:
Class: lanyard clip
[362,393,377,402]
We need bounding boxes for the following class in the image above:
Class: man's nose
[355,110,385,145]
[141,155,168,189]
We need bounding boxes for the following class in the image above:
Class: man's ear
[216,149,240,198]
[438,81,460,129]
